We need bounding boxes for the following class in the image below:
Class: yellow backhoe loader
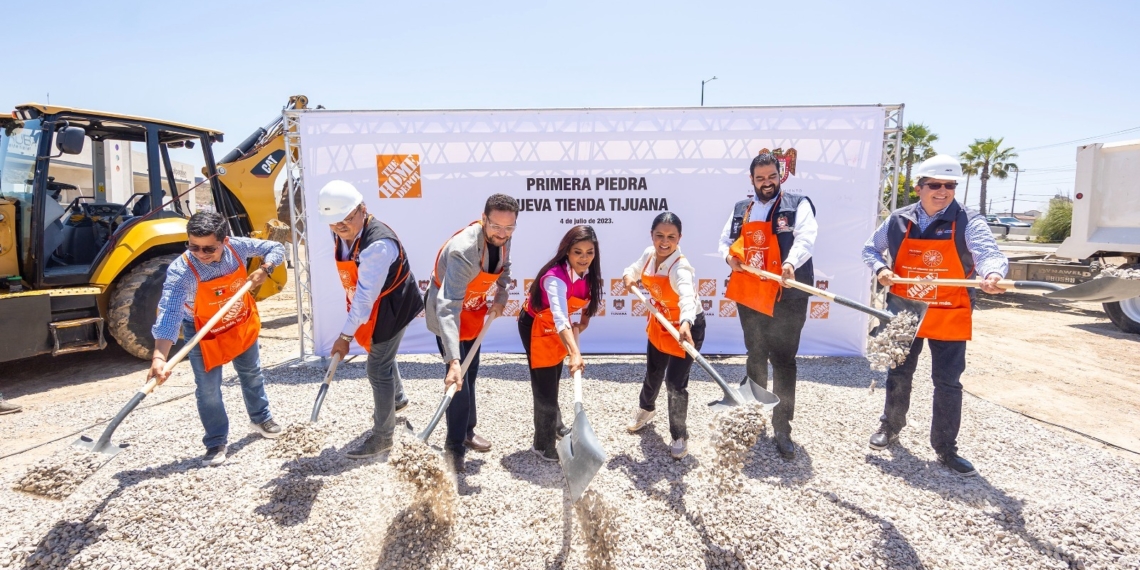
[0,96,308,362]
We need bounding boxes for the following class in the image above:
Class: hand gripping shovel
[404,314,495,444]
[890,276,1140,303]
[309,353,343,423]
[630,286,777,413]
[738,265,929,345]
[74,280,256,459]
[557,368,607,503]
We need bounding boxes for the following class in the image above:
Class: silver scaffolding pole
[880,105,905,215]
[283,109,318,363]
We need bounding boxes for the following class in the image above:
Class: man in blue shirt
[149,211,286,466]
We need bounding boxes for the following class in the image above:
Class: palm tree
[971,137,1019,216]
[959,145,982,209]
[893,123,939,206]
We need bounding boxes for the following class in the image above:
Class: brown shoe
[464,433,491,452]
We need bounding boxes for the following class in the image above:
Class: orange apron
[725,199,784,316]
[335,216,411,352]
[432,221,503,341]
[527,296,589,369]
[187,244,260,372]
[890,221,973,341]
[640,256,687,358]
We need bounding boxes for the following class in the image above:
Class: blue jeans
[181,320,272,449]
[365,326,408,448]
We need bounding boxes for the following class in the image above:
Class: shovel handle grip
[741,265,896,322]
[322,353,343,386]
[629,286,741,405]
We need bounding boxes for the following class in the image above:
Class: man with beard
[717,152,818,460]
[424,194,518,472]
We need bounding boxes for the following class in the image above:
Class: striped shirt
[861,203,1008,279]
[152,237,285,342]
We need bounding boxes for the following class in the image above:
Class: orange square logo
[698,279,716,297]
[503,299,522,317]
[718,300,738,318]
[376,154,422,199]
[524,279,534,293]
[595,301,606,317]
[809,301,830,319]
[610,279,628,296]
[631,299,649,317]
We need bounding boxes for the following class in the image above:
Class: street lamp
[1010,166,1020,217]
[701,76,717,106]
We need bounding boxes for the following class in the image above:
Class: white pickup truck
[1052,139,1140,333]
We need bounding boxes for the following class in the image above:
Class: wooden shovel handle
[148,279,255,388]
[890,277,1002,288]
[738,264,834,300]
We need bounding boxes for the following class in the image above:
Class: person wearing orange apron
[517,225,603,462]
[319,181,423,460]
[149,212,285,466]
[424,194,518,471]
[622,212,705,460]
[861,154,1009,477]
[717,152,818,460]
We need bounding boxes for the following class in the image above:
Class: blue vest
[729,192,816,300]
[885,202,979,301]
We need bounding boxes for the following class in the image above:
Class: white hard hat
[316,180,364,225]
[913,154,965,183]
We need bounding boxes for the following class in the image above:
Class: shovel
[890,276,1140,303]
[74,280,256,458]
[404,314,495,444]
[557,367,606,503]
[630,286,778,413]
[309,353,343,423]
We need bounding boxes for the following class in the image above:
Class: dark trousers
[518,311,566,453]
[737,296,809,434]
[639,314,706,441]
[881,337,967,455]
[435,336,481,455]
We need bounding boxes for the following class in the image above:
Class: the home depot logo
[524,279,534,293]
[595,300,606,317]
[809,301,830,319]
[698,279,716,297]
[503,300,522,317]
[719,300,738,318]
[376,154,422,199]
[610,279,628,296]
[631,300,649,317]
[905,273,938,300]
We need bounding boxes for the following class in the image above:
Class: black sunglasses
[924,182,958,190]
[186,243,220,254]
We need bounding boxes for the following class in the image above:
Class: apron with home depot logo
[187,244,260,372]
[432,221,503,341]
[640,256,687,358]
[334,215,412,352]
[724,199,784,316]
[525,264,590,369]
[890,221,972,341]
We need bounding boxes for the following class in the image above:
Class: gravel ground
[2,348,1139,569]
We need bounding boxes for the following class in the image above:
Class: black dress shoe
[937,452,977,476]
[774,431,795,460]
[868,424,899,451]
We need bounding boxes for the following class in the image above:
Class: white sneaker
[626,408,655,433]
[670,438,688,459]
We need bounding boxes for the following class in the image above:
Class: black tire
[1104,300,1140,334]
[108,254,181,360]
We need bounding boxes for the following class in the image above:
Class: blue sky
[7,0,1138,212]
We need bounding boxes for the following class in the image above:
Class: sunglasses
[330,205,363,228]
[186,243,220,254]
[924,182,958,190]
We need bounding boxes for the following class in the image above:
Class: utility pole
[1010,166,1020,217]
[701,76,717,106]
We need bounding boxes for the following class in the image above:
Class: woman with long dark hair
[622,212,705,459]
[517,225,603,461]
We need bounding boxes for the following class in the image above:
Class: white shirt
[338,230,397,337]
[621,246,698,324]
[717,193,817,269]
[542,263,588,333]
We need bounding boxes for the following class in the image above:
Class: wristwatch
[260,262,275,273]
[338,333,354,343]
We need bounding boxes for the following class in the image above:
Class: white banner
[298,107,884,357]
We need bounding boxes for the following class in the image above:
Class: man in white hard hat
[860,154,1008,477]
[318,180,423,459]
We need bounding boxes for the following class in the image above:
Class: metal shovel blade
[72,434,128,458]
[1042,276,1140,303]
[309,384,330,423]
[869,293,929,341]
[71,389,148,458]
[710,377,779,414]
[557,403,606,503]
